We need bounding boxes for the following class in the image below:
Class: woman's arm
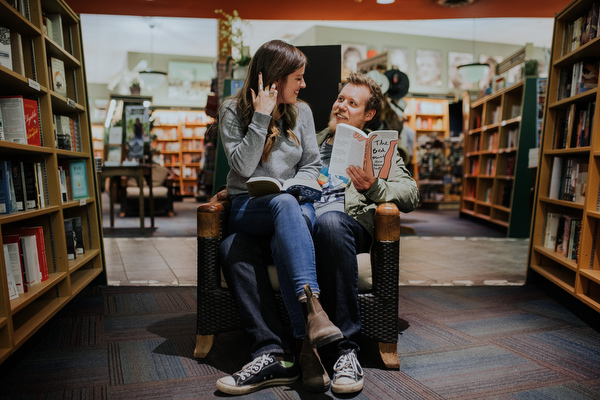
[219,101,271,178]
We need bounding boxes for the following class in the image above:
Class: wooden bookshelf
[528,0,600,313]
[0,0,105,364]
[461,77,541,237]
[151,109,212,197]
[404,97,457,208]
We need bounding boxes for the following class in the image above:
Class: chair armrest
[197,200,231,238]
[374,203,400,242]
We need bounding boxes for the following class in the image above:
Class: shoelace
[333,351,363,380]
[235,354,274,382]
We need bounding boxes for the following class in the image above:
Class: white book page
[328,124,367,178]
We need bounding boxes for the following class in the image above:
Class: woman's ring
[269,90,274,96]
[259,84,263,91]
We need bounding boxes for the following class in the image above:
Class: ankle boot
[303,284,343,348]
[299,338,330,392]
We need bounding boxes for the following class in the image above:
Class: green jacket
[316,128,420,238]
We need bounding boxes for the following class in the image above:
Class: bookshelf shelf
[461,77,543,237]
[0,0,105,364]
[528,0,600,315]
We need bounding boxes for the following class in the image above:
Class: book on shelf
[3,248,19,300]
[8,226,48,282]
[10,160,26,211]
[557,67,573,101]
[46,13,64,48]
[58,164,69,202]
[3,234,26,294]
[63,217,76,260]
[10,32,25,75]
[64,216,84,255]
[69,159,88,200]
[543,212,561,249]
[246,176,322,201]
[50,57,67,97]
[54,114,72,150]
[329,123,398,179]
[572,60,599,96]
[552,157,588,203]
[0,26,12,71]
[0,160,18,214]
[17,233,40,287]
[23,98,41,146]
[0,96,29,144]
[35,162,45,208]
[21,161,38,210]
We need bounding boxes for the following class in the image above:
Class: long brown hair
[233,40,307,162]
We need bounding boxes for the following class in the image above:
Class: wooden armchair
[194,199,402,369]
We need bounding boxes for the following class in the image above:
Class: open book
[329,123,398,179]
[247,177,322,201]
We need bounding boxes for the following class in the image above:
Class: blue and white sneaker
[216,353,299,395]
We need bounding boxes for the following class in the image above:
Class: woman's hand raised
[251,72,278,115]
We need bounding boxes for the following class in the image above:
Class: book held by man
[247,176,322,201]
[328,123,398,179]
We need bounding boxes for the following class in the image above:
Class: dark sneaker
[216,353,299,395]
[331,349,364,394]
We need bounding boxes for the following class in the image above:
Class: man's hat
[366,70,389,95]
[384,69,409,100]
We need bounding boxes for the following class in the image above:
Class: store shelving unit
[151,109,211,197]
[0,0,105,364]
[461,77,540,237]
[528,0,600,313]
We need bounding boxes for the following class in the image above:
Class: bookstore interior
[1,0,600,376]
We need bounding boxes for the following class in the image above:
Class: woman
[217,40,341,395]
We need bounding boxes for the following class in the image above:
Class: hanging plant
[215,9,251,67]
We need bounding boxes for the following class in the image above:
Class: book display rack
[461,77,541,237]
[528,0,600,313]
[0,0,105,364]
[404,97,456,208]
[151,109,212,197]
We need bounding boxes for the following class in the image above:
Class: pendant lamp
[458,19,489,83]
[139,23,167,89]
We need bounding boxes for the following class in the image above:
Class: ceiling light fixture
[457,19,489,83]
[376,0,395,4]
[139,23,167,89]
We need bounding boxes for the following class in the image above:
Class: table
[99,164,154,229]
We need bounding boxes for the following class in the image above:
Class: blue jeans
[313,211,372,358]
[220,193,317,357]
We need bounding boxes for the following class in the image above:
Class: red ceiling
[65,0,572,20]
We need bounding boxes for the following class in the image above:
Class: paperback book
[329,123,398,179]
[246,176,322,201]
[69,159,88,200]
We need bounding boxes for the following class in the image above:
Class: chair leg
[378,342,400,369]
[194,334,215,358]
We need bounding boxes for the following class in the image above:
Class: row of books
[3,226,48,300]
[0,158,89,215]
[0,160,46,214]
[0,27,26,75]
[54,114,82,152]
[43,13,65,49]
[557,60,599,100]
[561,1,599,56]
[0,96,40,146]
[553,102,596,149]
[2,216,84,300]
[548,157,588,204]
[543,213,582,262]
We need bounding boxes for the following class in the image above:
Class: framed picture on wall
[341,44,366,81]
[384,47,410,75]
[167,61,214,105]
[448,52,474,90]
[416,49,442,88]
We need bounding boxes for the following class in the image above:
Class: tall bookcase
[0,0,105,364]
[151,109,211,197]
[404,97,456,208]
[461,78,540,237]
[528,0,600,313]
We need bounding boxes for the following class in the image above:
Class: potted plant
[130,78,141,95]
[215,9,250,78]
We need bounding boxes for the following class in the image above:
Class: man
[310,71,419,394]
[216,72,419,395]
